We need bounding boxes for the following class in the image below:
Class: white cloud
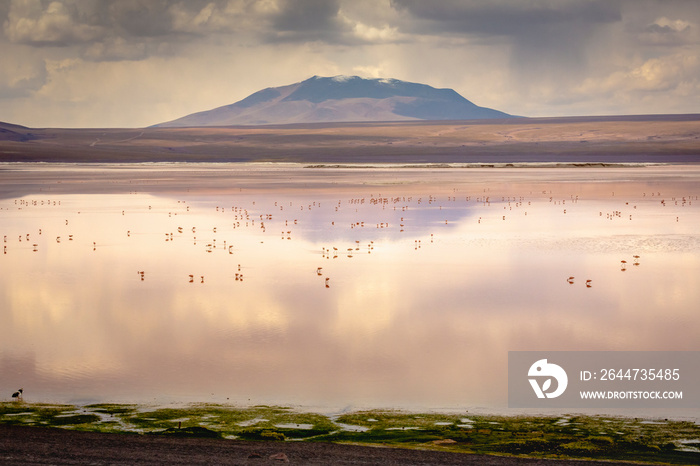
[0,47,46,98]
[352,65,385,78]
[351,21,399,42]
[579,53,700,95]
[554,52,700,115]
[653,16,691,32]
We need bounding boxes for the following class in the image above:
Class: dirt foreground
[0,425,644,465]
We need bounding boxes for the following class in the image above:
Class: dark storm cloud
[2,0,370,52]
[0,2,9,23]
[1,0,254,61]
[390,0,625,93]
[267,0,354,44]
[104,0,245,37]
[106,0,180,38]
[2,0,243,45]
[390,0,622,36]
[274,0,340,32]
[635,18,697,47]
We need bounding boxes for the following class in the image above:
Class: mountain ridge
[154,76,513,127]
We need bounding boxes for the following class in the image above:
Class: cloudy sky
[1,0,698,128]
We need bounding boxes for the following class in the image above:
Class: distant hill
[0,121,35,142]
[154,75,513,127]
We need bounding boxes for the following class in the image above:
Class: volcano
[154,75,513,127]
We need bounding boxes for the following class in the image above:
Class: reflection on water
[1,164,699,410]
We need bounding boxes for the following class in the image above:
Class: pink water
[1,164,698,411]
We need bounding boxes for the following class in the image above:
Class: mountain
[154,76,513,127]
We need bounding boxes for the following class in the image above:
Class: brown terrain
[1,114,699,164]
[0,425,644,465]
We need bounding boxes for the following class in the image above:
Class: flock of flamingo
[1,189,696,296]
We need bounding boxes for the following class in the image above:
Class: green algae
[1,402,698,464]
[0,403,99,427]
[84,404,138,416]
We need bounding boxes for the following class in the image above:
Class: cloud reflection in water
[0,166,698,409]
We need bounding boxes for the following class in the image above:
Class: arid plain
[1,114,699,164]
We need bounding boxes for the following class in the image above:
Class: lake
[1,163,698,413]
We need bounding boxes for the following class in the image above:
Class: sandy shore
[0,425,644,465]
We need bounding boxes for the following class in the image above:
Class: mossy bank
[1,402,698,464]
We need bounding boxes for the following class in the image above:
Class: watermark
[509,351,700,408]
[528,359,568,398]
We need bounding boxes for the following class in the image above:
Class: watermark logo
[510,351,698,408]
[528,358,568,398]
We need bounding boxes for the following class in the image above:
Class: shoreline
[1,402,698,465]
[2,162,698,200]
[0,160,675,168]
